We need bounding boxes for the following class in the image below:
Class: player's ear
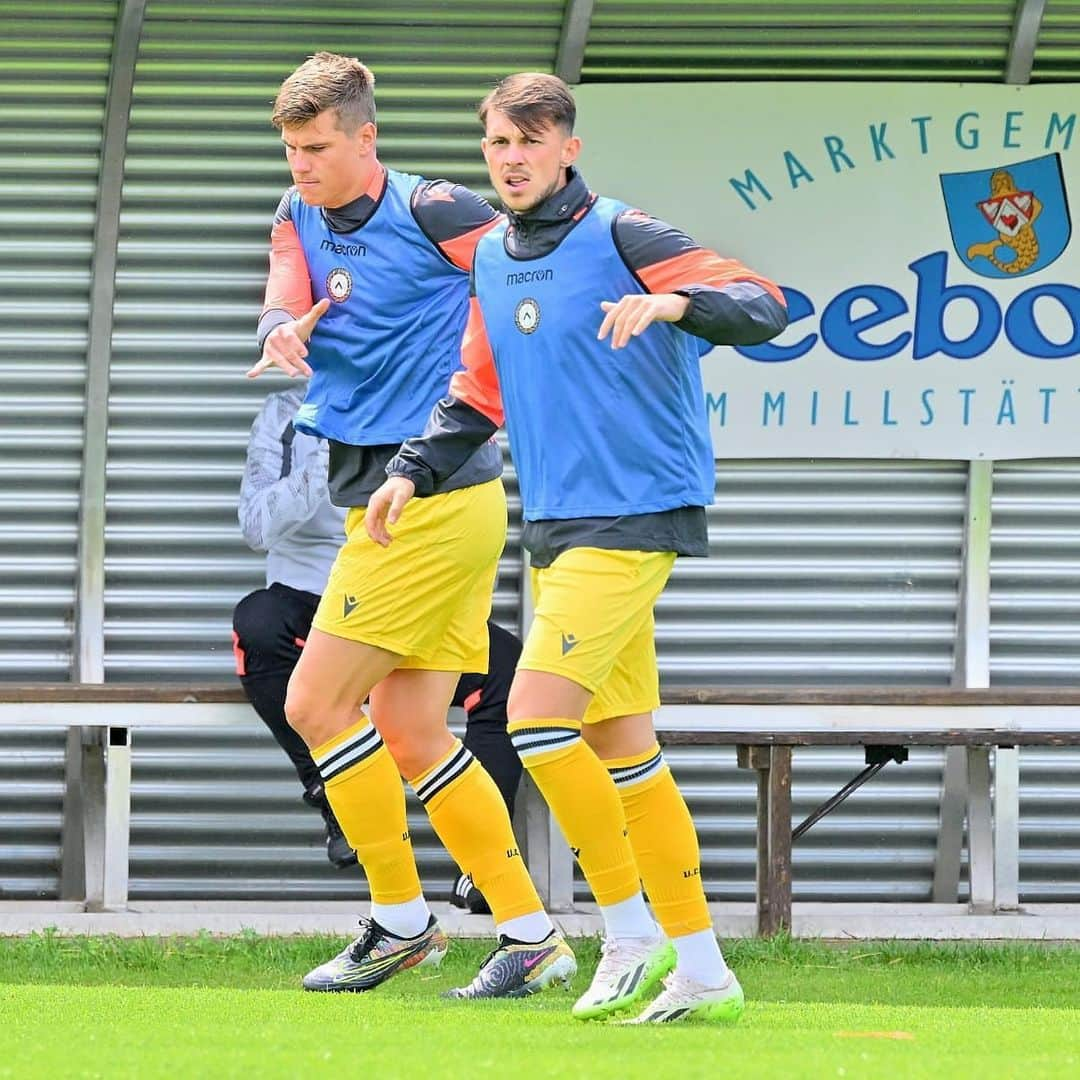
[560,134,581,168]
[357,120,377,153]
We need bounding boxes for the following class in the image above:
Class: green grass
[2,934,1080,1078]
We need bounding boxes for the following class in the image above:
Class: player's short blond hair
[272,52,375,133]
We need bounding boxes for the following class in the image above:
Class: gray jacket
[238,386,345,595]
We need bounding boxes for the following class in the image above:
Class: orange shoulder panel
[638,249,786,307]
[439,216,503,273]
[262,219,313,317]
[449,298,504,426]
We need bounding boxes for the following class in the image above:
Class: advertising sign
[575,84,1078,459]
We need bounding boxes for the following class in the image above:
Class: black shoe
[322,804,358,869]
[304,783,357,869]
[449,872,491,915]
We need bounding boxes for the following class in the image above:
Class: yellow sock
[410,739,543,923]
[508,717,640,907]
[311,715,422,905]
[605,743,712,936]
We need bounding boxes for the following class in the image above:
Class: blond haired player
[252,54,574,997]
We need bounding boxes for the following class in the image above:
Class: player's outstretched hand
[597,293,690,349]
[365,476,416,547]
[246,298,331,378]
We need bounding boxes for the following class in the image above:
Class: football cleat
[443,931,577,999]
[572,932,676,1020]
[626,970,745,1024]
[321,804,357,869]
[302,914,447,992]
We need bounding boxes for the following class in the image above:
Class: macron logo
[560,632,579,655]
[320,239,366,256]
[343,595,360,618]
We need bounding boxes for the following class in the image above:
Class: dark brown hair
[478,72,575,136]
[271,52,375,132]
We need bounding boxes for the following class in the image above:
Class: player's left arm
[411,179,501,271]
[600,209,788,349]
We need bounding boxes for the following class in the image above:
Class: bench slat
[658,730,1080,746]
[662,687,1080,706]
[4,684,1080,707]
[0,684,247,704]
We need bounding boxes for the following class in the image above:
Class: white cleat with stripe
[625,970,745,1025]
[572,933,676,1020]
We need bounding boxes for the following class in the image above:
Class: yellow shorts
[519,547,676,723]
[312,479,507,672]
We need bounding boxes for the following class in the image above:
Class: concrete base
[4,901,1080,940]
[0,901,600,939]
[790,902,1080,941]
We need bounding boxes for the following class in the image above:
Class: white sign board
[574,84,1079,459]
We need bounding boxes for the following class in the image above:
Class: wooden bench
[657,687,1080,934]
[4,683,1080,934]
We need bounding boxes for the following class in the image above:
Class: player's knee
[380,718,451,781]
[284,670,364,747]
[232,589,281,655]
[379,727,422,778]
[283,675,322,741]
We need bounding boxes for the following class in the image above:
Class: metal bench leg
[994,746,1020,910]
[61,728,109,910]
[792,746,907,841]
[102,726,132,911]
[939,458,993,904]
[966,746,994,913]
[60,729,91,902]
[932,745,968,902]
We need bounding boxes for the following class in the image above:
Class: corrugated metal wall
[2,0,1079,905]
[991,459,1080,685]
[115,0,561,899]
[0,0,113,677]
[664,461,966,686]
[993,458,1080,902]
[582,0,1018,81]
[1033,0,1080,81]
[0,0,117,897]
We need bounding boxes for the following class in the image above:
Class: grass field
[2,933,1079,1078]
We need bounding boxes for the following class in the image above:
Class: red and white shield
[977,191,1033,237]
